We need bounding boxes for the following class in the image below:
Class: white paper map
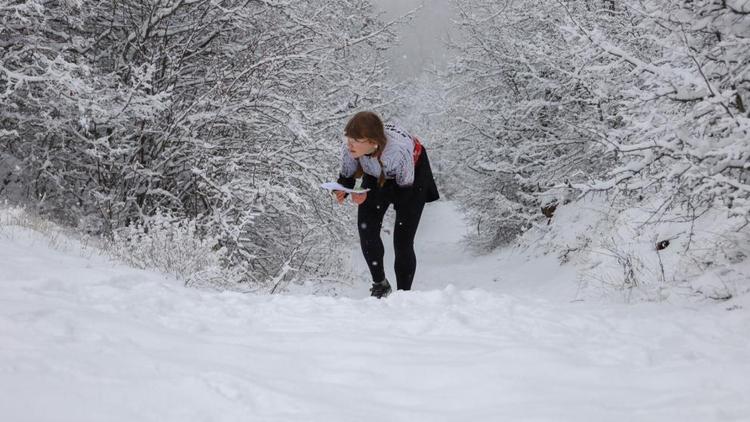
[320,182,370,194]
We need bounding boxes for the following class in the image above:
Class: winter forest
[1,0,749,420]
[3,0,748,296]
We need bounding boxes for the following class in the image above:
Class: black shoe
[369,279,392,299]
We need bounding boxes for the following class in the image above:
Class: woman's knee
[393,237,416,255]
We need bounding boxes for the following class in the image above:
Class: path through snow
[1,202,748,421]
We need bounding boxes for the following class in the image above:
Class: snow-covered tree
[559,0,750,227]
[441,0,614,250]
[1,0,401,288]
[442,0,748,255]
[438,0,748,297]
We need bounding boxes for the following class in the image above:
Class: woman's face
[347,137,378,158]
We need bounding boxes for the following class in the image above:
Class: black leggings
[357,180,425,291]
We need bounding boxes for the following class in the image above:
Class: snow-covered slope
[1,203,749,421]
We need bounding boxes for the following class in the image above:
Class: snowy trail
[1,203,749,421]
[341,200,578,298]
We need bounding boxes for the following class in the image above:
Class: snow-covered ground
[1,202,749,421]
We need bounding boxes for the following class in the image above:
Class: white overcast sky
[370,0,456,80]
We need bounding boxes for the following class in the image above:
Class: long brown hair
[344,111,388,187]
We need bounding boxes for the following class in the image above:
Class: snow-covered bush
[441,0,613,250]
[440,0,748,297]
[516,195,750,302]
[106,211,242,290]
[559,0,750,229]
[0,204,97,259]
[1,0,402,288]
[558,0,750,298]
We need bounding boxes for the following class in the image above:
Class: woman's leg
[357,193,390,283]
[393,197,425,290]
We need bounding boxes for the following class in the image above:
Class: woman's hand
[333,190,346,204]
[351,191,367,205]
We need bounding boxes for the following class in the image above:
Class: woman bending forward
[334,111,439,298]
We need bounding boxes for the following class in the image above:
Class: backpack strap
[412,136,424,166]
